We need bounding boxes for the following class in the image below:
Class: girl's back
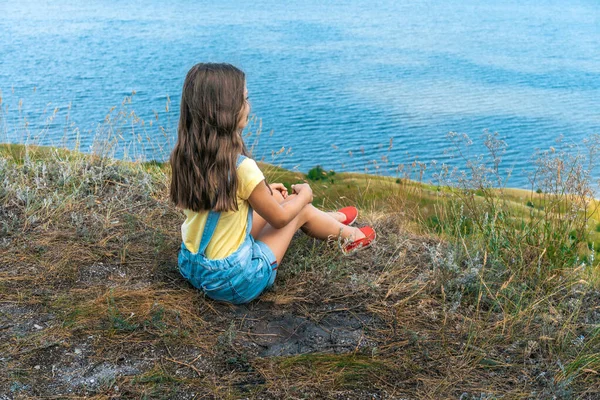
[170,62,376,305]
[180,156,263,259]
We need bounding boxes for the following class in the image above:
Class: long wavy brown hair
[170,63,249,212]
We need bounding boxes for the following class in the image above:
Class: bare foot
[348,226,365,240]
[328,211,346,223]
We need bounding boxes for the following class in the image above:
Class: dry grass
[1,142,599,399]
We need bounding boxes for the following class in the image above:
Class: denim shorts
[178,237,278,305]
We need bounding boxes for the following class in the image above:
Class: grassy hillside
[1,143,599,399]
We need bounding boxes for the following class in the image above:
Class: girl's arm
[248,181,312,229]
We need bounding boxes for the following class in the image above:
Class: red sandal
[337,206,358,226]
[342,226,376,255]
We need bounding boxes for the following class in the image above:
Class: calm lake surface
[1,0,599,188]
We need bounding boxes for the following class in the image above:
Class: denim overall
[178,155,278,304]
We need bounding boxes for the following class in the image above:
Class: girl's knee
[298,203,316,222]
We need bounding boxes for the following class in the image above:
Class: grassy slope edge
[1,143,599,399]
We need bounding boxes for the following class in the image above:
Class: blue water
[1,0,599,188]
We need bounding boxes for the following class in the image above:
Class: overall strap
[246,201,253,236]
[237,154,253,237]
[198,210,220,255]
[236,154,247,168]
[198,154,250,255]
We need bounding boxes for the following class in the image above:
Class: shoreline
[0,141,543,197]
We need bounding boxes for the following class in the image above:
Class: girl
[170,63,376,304]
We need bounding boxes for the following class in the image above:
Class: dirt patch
[232,305,378,357]
[76,261,157,290]
[581,288,600,325]
[5,331,155,397]
[0,303,56,343]
[77,262,127,287]
[59,360,143,392]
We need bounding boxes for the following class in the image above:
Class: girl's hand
[269,183,288,199]
[291,183,313,204]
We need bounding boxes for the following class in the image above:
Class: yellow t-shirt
[181,158,265,259]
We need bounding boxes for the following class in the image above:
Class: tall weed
[427,132,600,289]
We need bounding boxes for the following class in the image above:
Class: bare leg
[251,192,345,238]
[255,204,365,264]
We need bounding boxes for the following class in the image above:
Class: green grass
[277,354,394,389]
